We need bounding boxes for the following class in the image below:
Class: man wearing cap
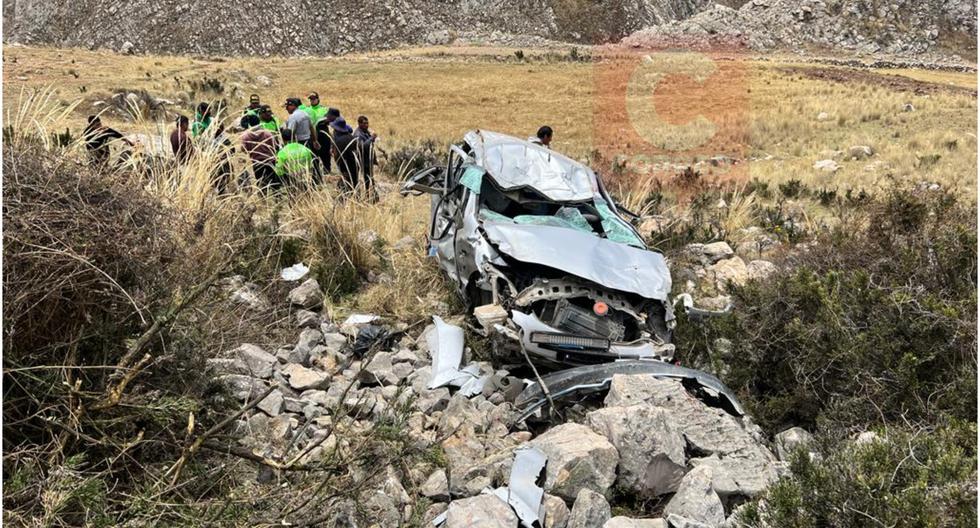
[275,128,317,187]
[299,92,328,125]
[284,97,319,153]
[331,117,359,194]
[240,94,262,128]
[313,106,340,177]
[257,105,281,135]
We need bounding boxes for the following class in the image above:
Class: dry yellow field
[4,44,976,198]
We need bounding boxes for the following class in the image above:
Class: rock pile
[3,0,706,57]
[210,274,793,526]
[623,0,976,60]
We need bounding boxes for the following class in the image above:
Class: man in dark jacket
[83,115,132,167]
[353,115,378,198]
[331,117,358,195]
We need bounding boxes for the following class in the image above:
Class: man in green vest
[191,102,212,138]
[240,94,262,128]
[257,105,281,135]
[275,128,317,186]
[300,92,330,180]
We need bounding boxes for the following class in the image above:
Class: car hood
[482,221,672,300]
[464,129,598,202]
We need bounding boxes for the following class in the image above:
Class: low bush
[738,422,977,527]
[678,188,977,432]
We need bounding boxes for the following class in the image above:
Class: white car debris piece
[504,446,548,528]
[433,447,549,527]
[280,263,310,281]
[427,316,466,389]
[342,313,380,326]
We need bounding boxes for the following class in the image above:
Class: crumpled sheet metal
[505,446,548,528]
[514,360,746,420]
[464,129,598,202]
[482,222,671,301]
[432,447,549,528]
[426,316,466,390]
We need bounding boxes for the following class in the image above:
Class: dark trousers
[253,163,280,192]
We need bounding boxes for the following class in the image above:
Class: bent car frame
[402,130,676,369]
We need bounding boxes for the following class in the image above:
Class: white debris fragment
[280,263,310,281]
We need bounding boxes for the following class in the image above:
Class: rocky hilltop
[623,0,977,59]
[1,0,710,56]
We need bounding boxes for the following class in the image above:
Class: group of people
[83,91,557,199]
[165,92,381,197]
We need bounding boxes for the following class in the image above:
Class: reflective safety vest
[259,117,281,133]
[191,113,211,138]
[299,104,328,125]
[275,142,315,176]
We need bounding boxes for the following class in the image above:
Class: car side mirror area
[400,166,446,196]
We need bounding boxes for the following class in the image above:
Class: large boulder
[420,469,450,502]
[700,241,735,264]
[529,423,618,501]
[288,278,324,309]
[586,404,686,496]
[663,466,725,526]
[605,375,779,497]
[708,256,749,290]
[568,489,611,528]
[445,494,518,528]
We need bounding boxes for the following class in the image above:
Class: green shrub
[737,422,977,528]
[677,188,977,432]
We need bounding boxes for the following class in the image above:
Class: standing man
[192,102,212,138]
[240,94,262,128]
[331,117,359,195]
[257,105,281,135]
[170,115,193,165]
[275,129,317,187]
[82,115,132,167]
[241,116,279,191]
[300,93,330,180]
[284,97,318,153]
[353,115,378,198]
[529,126,553,148]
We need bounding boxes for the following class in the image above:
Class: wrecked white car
[402,130,675,368]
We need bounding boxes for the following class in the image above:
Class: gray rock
[813,159,840,172]
[568,488,611,528]
[847,145,874,160]
[604,517,667,528]
[288,278,324,309]
[445,494,517,528]
[281,363,329,391]
[663,466,725,526]
[700,241,735,264]
[746,260,778,281]
[257,389,284,416]
[529,423,618,501]
[665,514,713,528]
[362,490,401,527]
[416,387,451,413]
[775,426,815,461]
[586,404,687,496]
[421,469,450,501]
[392,348,420,365]
[709,256,749,290]
[218,374,269,401]
[294,309,319,328]
[605,375,779,497]
[543,493,570,528]
[233,344,277,379]
[357,351,398,386]
[322,332,347,353]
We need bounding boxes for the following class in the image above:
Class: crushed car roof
[464,129,599,202]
